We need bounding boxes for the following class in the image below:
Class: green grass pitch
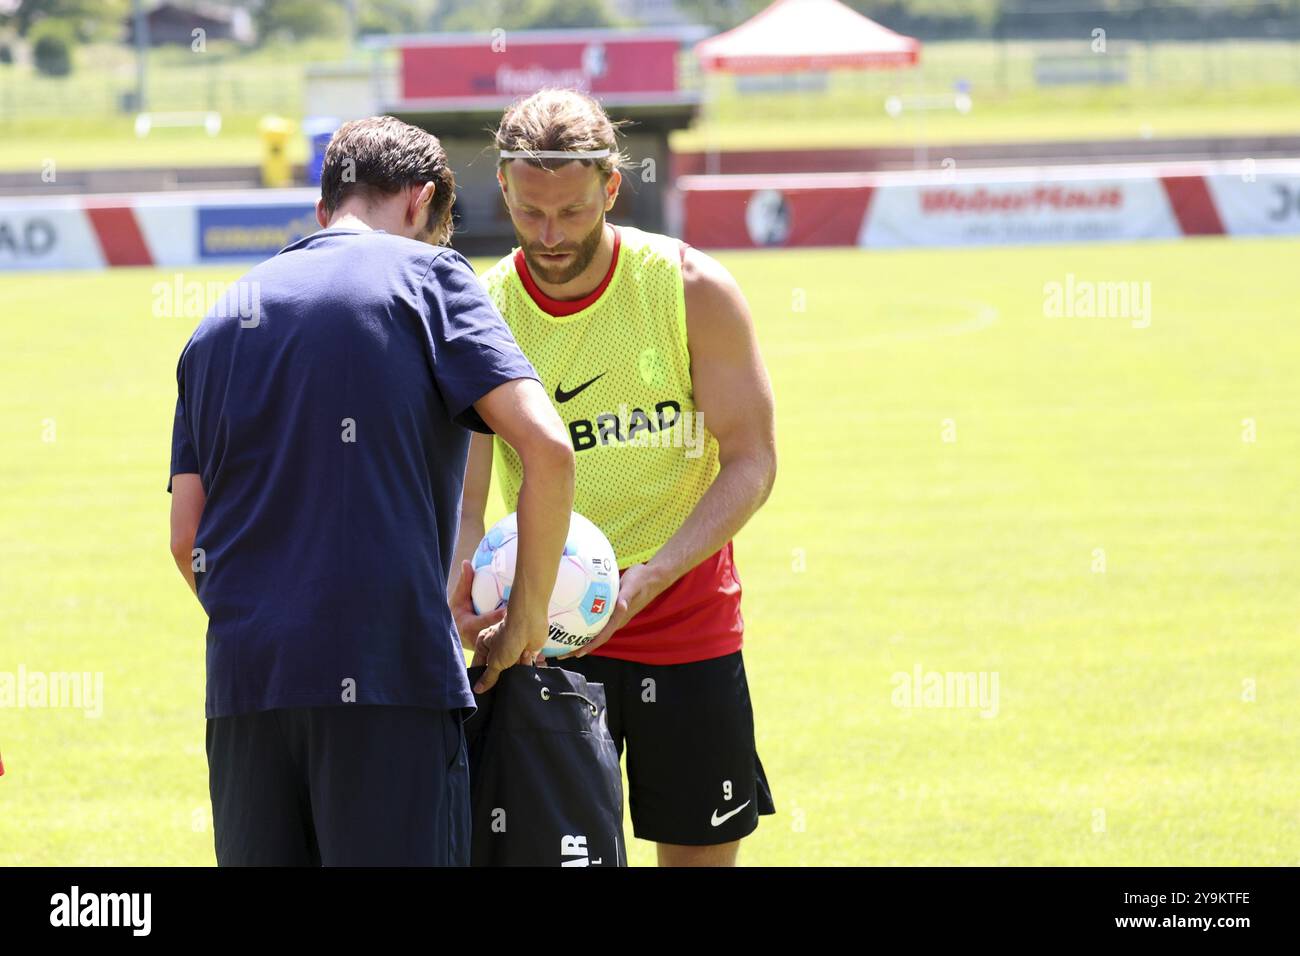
[1,237,1297,865]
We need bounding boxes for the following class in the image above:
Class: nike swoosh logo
[554,372,605,403]
[710,800,751,827]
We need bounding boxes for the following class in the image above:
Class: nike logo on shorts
[710,800,751,827]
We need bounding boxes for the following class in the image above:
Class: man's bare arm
[466,377,575,691]
[449,431,498,650]
[649,247,777,583]
[571,247,776,656]
[170,473,206,598]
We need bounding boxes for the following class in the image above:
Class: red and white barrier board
[6,161,1299,270]
[678,160,1300,249]
[0,188,319,272]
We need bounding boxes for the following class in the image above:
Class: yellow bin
[258,116,293,188]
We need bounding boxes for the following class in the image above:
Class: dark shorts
[556,649,775,846]
[206,705,470,866]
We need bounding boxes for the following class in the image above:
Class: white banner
[860,176,1181,248]
[0,203,104,271]
[1206,170,1300,237]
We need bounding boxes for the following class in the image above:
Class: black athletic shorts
[206,705,470,866]
[556,649,775,846]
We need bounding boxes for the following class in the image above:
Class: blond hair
[494,88,630,180]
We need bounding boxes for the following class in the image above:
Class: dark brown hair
[320,115,456,242]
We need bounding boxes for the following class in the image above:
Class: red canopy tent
[693,0,921,74]
[688,0,923,175]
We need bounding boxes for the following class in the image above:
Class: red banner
[401,37,680,102]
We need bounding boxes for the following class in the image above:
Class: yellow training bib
[479,225,719,566]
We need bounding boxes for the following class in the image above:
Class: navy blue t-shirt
[169,228,537,718]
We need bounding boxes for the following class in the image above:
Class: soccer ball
[470,511,620,658]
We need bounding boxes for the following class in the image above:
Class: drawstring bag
[464,664,627,867]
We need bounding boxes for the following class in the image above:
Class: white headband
[499,148,611,160]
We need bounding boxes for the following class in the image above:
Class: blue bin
[304,117,341,186]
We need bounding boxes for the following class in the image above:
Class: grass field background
[1,236,1298,865]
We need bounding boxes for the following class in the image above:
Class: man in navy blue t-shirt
[168,116,575,866]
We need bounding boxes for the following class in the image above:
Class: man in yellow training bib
[450,89,778,866]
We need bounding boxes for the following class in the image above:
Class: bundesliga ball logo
[470,511,620,657]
